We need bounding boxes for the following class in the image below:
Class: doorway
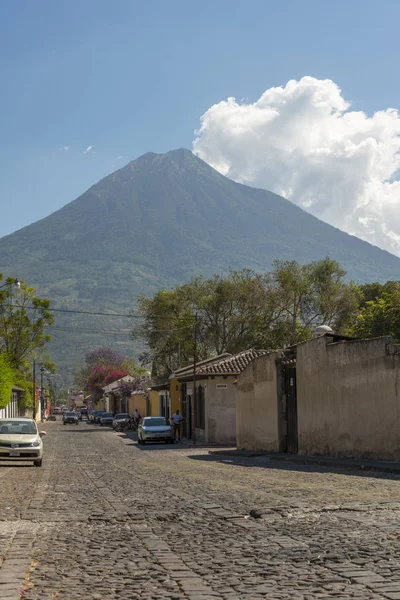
[278,357,298,453]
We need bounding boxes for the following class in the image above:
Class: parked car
[53,407,62,415]
[94,411,106,423]
[63,411,79,425]
[99,412,114,426]
[89,410,103,422]
[80,406,88,416]
[0,418,45,466]
[75,409,83,421]
[112,413,129,430]
[137,417,174,445]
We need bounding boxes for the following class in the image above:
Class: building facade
[236,334,400,461]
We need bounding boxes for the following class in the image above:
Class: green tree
[132,259,359,381]
[0,354,14,409]
[348,284,400,340]
[0,276,54,369]
[271,258,361,344]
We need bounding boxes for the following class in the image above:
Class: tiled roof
[173,353,231,378]
[197,349,268,376]
[175,349,268,379]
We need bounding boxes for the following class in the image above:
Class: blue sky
[0,0,399,238]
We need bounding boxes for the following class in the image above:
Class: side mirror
[39,431,47,437]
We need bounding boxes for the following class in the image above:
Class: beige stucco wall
[236,353,280,452]
[296,336,400,460]
[206,376,236,444]
[186,376,236,444]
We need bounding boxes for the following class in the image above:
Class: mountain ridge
[1,148,400,376]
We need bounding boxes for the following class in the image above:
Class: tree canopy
[132,258,360,381]
[0,275,54,413]
[347,282,400,340]
[0,276,54,370]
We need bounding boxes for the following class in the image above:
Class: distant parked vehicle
[53,407,62,415]
[75,409,83,421]
[89,410,103,422]
[63,412,79,425]
[137,417,174,445]
[112,413,129,430]
[99,412,114,426]
[94,411,106,423]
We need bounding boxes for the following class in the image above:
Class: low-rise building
[174,350,267,444]
[236,333,400,461]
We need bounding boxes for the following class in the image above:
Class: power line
[2,303,205,321]
[46,323,193,334]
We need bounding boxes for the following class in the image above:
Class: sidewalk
[208,449,400,474]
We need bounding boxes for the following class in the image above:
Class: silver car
[0,418,46,467]
[137,416,174,445]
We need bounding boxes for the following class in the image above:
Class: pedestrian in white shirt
[172,409,183,442]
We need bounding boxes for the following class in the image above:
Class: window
[196,385,205,430]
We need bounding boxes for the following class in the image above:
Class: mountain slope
[1,148,400,376]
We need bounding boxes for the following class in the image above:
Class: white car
[137,417,174,445]
[0,418,46,467]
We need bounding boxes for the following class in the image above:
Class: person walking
[172,409,183,442]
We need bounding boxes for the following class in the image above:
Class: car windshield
[102,413,113,417]
[0,420,38,435]
[66,412,76,417]
[115,414,129,419]
[143,418,169,427]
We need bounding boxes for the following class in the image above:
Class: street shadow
[0,463,37,468]
[57,428,105,433]
[133,442,188,451]
[187,453,400,481]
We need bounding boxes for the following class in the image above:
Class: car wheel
[34,459,42,467]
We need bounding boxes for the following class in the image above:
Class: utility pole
[40,366,45,423]
[192,313,198,445]
[32,359,36,421]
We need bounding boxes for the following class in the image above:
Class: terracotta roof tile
[174,349,268,380]
[196,349,268,376]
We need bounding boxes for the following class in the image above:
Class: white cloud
[193,76,400,256]
[116,155,124,160]
[83,145,93,154]
[59,145,70,151]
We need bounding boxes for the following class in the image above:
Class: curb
[208,450,400,475]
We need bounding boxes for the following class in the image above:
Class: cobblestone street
[0,420,400,600]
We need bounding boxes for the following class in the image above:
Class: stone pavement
[0,420,400,599]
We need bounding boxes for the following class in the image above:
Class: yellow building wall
[169,378,182,414]
[129,393,147,417]
[148,390,159,416]
[96,398,106,411]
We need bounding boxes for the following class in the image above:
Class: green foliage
[133,259,360,381]
[0,277,54,369]
[0,354,14,409]
[348,283,400,340]
[12,370,32,412]
[1,149,400,379]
